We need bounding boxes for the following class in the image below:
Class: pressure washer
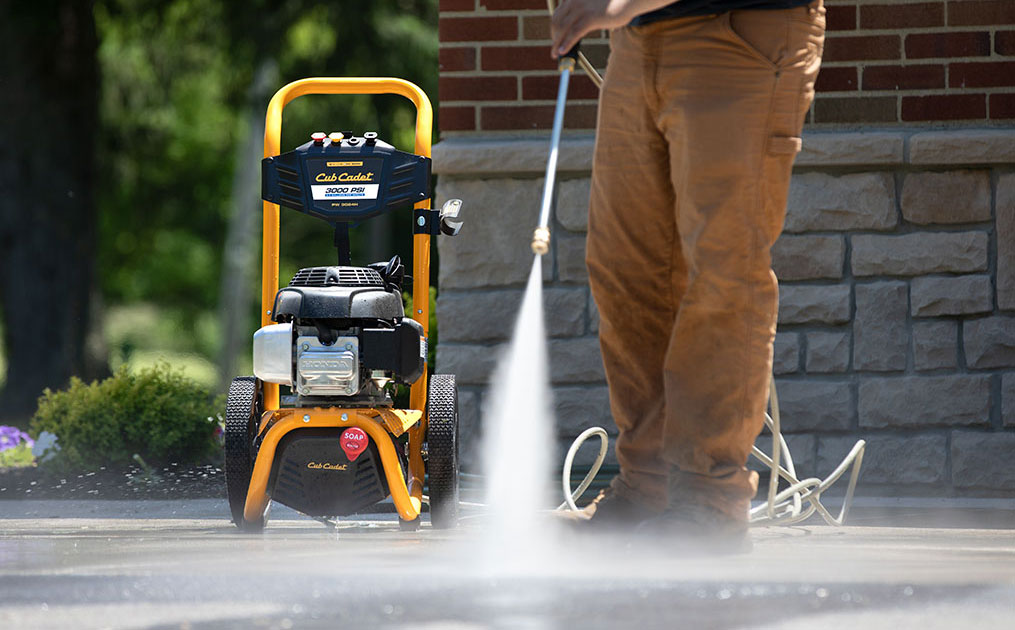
[224,78,464,531]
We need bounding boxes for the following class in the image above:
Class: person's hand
[550,0,670,58]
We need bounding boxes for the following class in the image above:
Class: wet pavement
[1,499,1013,629]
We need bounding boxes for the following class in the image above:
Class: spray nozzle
[531,227,550,256]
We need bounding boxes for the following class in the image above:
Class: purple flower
[0,426,34,452]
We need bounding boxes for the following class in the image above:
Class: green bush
[31,364,221,470]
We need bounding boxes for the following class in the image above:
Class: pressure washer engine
[224,79,463,532]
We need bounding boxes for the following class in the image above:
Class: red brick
[815,66,858,92]
[950,62,1015,88]
[823,35,900,62]
[523,15,550,40]
[948,0,1015,26]
[439,47,476,72]
[480,104,598,130]
[901,94,986,121]
[996,31,1015,56]
[814,96,898,123]
[440,0,475,11]
[482,45,556,71]
[522,74,600,100]
[480,0,546,9]
[860,3,943,29]
[440,16,517,43]
[440,76,517,101]
[826,5,856,31]
[990,93,1015,119]
[863,64,945,90]
[906,32,991,58]
[439,105,476,132]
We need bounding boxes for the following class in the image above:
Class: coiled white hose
[557,379,867,526]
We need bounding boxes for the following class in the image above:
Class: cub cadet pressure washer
[224,78,463,532]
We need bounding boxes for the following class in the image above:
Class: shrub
[31,364,221,470]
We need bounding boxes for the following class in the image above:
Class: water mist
[480,255,556,572]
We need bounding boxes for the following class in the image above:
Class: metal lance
[531,54,576,256]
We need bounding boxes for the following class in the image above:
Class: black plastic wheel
[224,377,265,532]
[426,374,459,529]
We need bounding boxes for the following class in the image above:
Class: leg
[587,26,685,513]
[654,4,825,522]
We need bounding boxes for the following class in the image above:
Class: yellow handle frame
[261,77,432,415]
[253,78,433,524]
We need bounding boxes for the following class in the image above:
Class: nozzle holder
[531,226,550,256]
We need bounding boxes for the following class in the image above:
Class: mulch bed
[0,462,226,500]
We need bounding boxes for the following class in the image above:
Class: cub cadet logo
[307,461,348,471]
[315,171,375,183]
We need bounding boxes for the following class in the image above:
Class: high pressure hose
[537,1,866,527]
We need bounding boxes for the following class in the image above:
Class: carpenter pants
[587,2,825,520]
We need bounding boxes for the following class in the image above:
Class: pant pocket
[723,7,824,71]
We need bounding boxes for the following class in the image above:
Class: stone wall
[433,129,1015,496]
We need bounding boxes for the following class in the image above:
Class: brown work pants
[587,2,825,520]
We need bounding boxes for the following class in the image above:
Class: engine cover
[268,428,390,517]
[295,336,359,397]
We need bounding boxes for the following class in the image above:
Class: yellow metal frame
[245,77,434,526]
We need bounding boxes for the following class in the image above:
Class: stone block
[911,275,992,317]
[908,129,1015,166]
[773,332,800,375]
[772,379,853,432]
[435,343,503,386]
[818,434,946,485]
[806,331,851,373]
[784,172,896,233]
[553,386,615,436]
[588,292,600,333]
[997,174,1015,311]
[778,285,851,325]
[457,389,483,471]
[951,430,1015,490]
[548,337,605,384]
[858,375,990,428]
[435,178,552,289]
[771,235,845,281]
[433,136,596,176]
[912,320,958,371]
[438,288,586,343]
[556,178,591,232]
[796,131,905,167]
[557,233,588,283]
[964,316,1015,369]
[851,232,988,277]
[854,282,908,372]
[1003,374,1015,428]
[900,170,992,225]
[750,433,816,477]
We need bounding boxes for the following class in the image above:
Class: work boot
[636,501,752,555]
[635,469,756,555]
[555,487,659,531]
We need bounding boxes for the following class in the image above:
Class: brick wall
[439,0,1015,133]
[433,0,1015,498]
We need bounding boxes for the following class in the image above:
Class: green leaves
[30,363,221,470]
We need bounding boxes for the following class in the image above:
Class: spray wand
[531,45,580,256]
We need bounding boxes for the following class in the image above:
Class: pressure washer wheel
[426,374,460,529]
[225,376,266,532]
